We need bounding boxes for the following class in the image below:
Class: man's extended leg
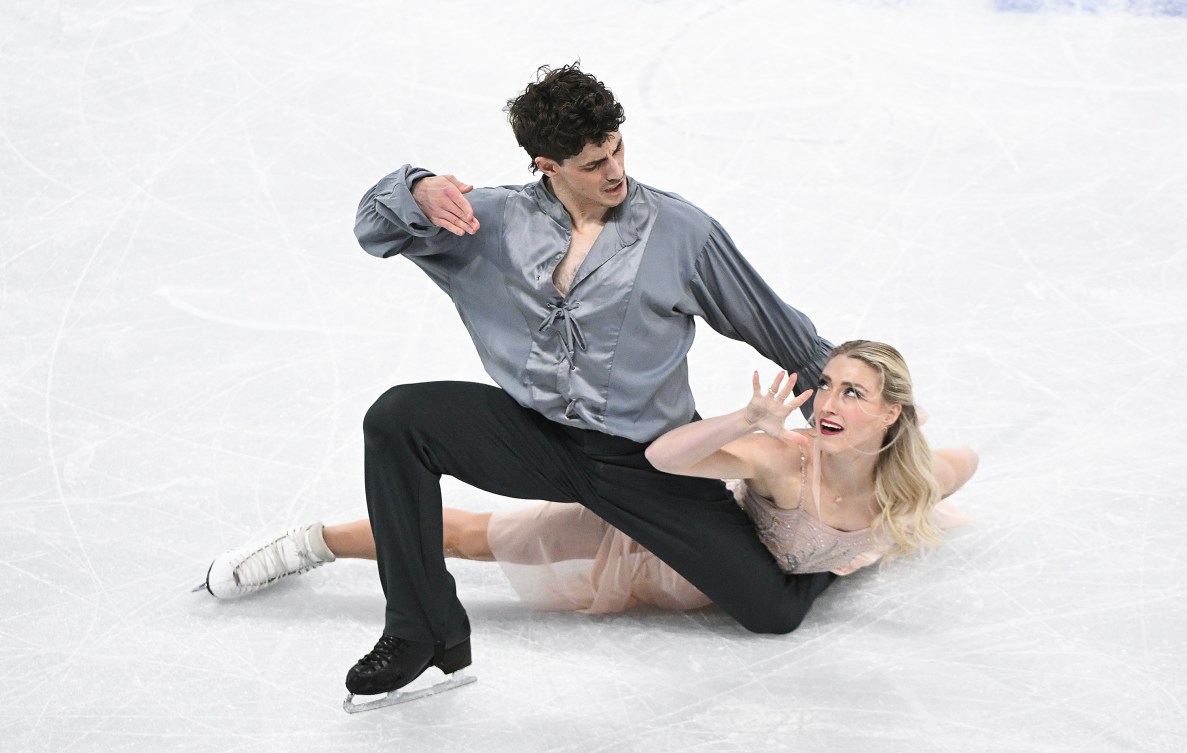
[544,425,836,635]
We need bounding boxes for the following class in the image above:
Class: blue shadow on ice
[994,0,1187,15]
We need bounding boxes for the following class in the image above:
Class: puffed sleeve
[354,165,455,259]
[688,220,832,418]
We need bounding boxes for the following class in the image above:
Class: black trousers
[363,381,835,642]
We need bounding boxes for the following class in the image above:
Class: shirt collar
[530,177,646,248]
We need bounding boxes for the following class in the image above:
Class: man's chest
[551,227,601,297]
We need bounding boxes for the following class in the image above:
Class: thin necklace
[811,445,871,512]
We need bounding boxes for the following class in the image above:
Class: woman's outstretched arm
[645,371,811,479]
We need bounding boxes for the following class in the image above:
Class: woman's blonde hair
[827,340,942,562]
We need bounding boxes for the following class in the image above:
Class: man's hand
[411,175,481,236]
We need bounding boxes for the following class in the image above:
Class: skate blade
[342,672,476,714]
[190,582,208,593]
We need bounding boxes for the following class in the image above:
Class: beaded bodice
[733,452,879,575]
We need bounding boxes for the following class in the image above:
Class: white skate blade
[342,672,476,714]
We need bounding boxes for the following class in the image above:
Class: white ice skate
[194,521,336,598]
[342,672,477,713]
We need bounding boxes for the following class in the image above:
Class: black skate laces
[356,635,411,669]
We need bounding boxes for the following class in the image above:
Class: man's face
[538,132,627,211]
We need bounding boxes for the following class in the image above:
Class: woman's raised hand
[744,371,812,444]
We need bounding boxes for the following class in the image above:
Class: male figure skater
[346,63,835,701]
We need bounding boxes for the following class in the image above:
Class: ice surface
[2,1,1185,751]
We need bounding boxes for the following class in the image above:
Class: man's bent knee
[727,572,834,634]
[736,609,807,636]
[363,384,444,447]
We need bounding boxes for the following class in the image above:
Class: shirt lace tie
[538,299,586,369]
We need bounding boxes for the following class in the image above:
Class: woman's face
[812,356,901,452]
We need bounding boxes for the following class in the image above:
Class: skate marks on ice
[3,0,1187,750]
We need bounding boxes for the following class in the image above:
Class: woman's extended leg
[316,510,497,561]
[322,518,376,560]
[198,508,499,599]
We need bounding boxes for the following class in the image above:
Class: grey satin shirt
[355,165,830,443]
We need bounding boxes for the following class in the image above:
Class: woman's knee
[442,508,493,561]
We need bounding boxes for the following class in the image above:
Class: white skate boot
[194,521,336,599]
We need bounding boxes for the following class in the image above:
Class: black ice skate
[342,621,474,713]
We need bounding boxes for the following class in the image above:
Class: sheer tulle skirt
[486,501,712,614]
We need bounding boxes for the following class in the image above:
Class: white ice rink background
[3,1,1186,751]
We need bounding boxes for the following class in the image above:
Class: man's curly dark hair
[505,63,626,174]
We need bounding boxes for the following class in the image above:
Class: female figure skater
[196,340,978,615]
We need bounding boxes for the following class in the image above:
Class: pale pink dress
[486,463,967,614]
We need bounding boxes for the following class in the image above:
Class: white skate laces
[196,521,336,599]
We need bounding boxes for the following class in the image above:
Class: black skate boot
[342,619,473,712]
